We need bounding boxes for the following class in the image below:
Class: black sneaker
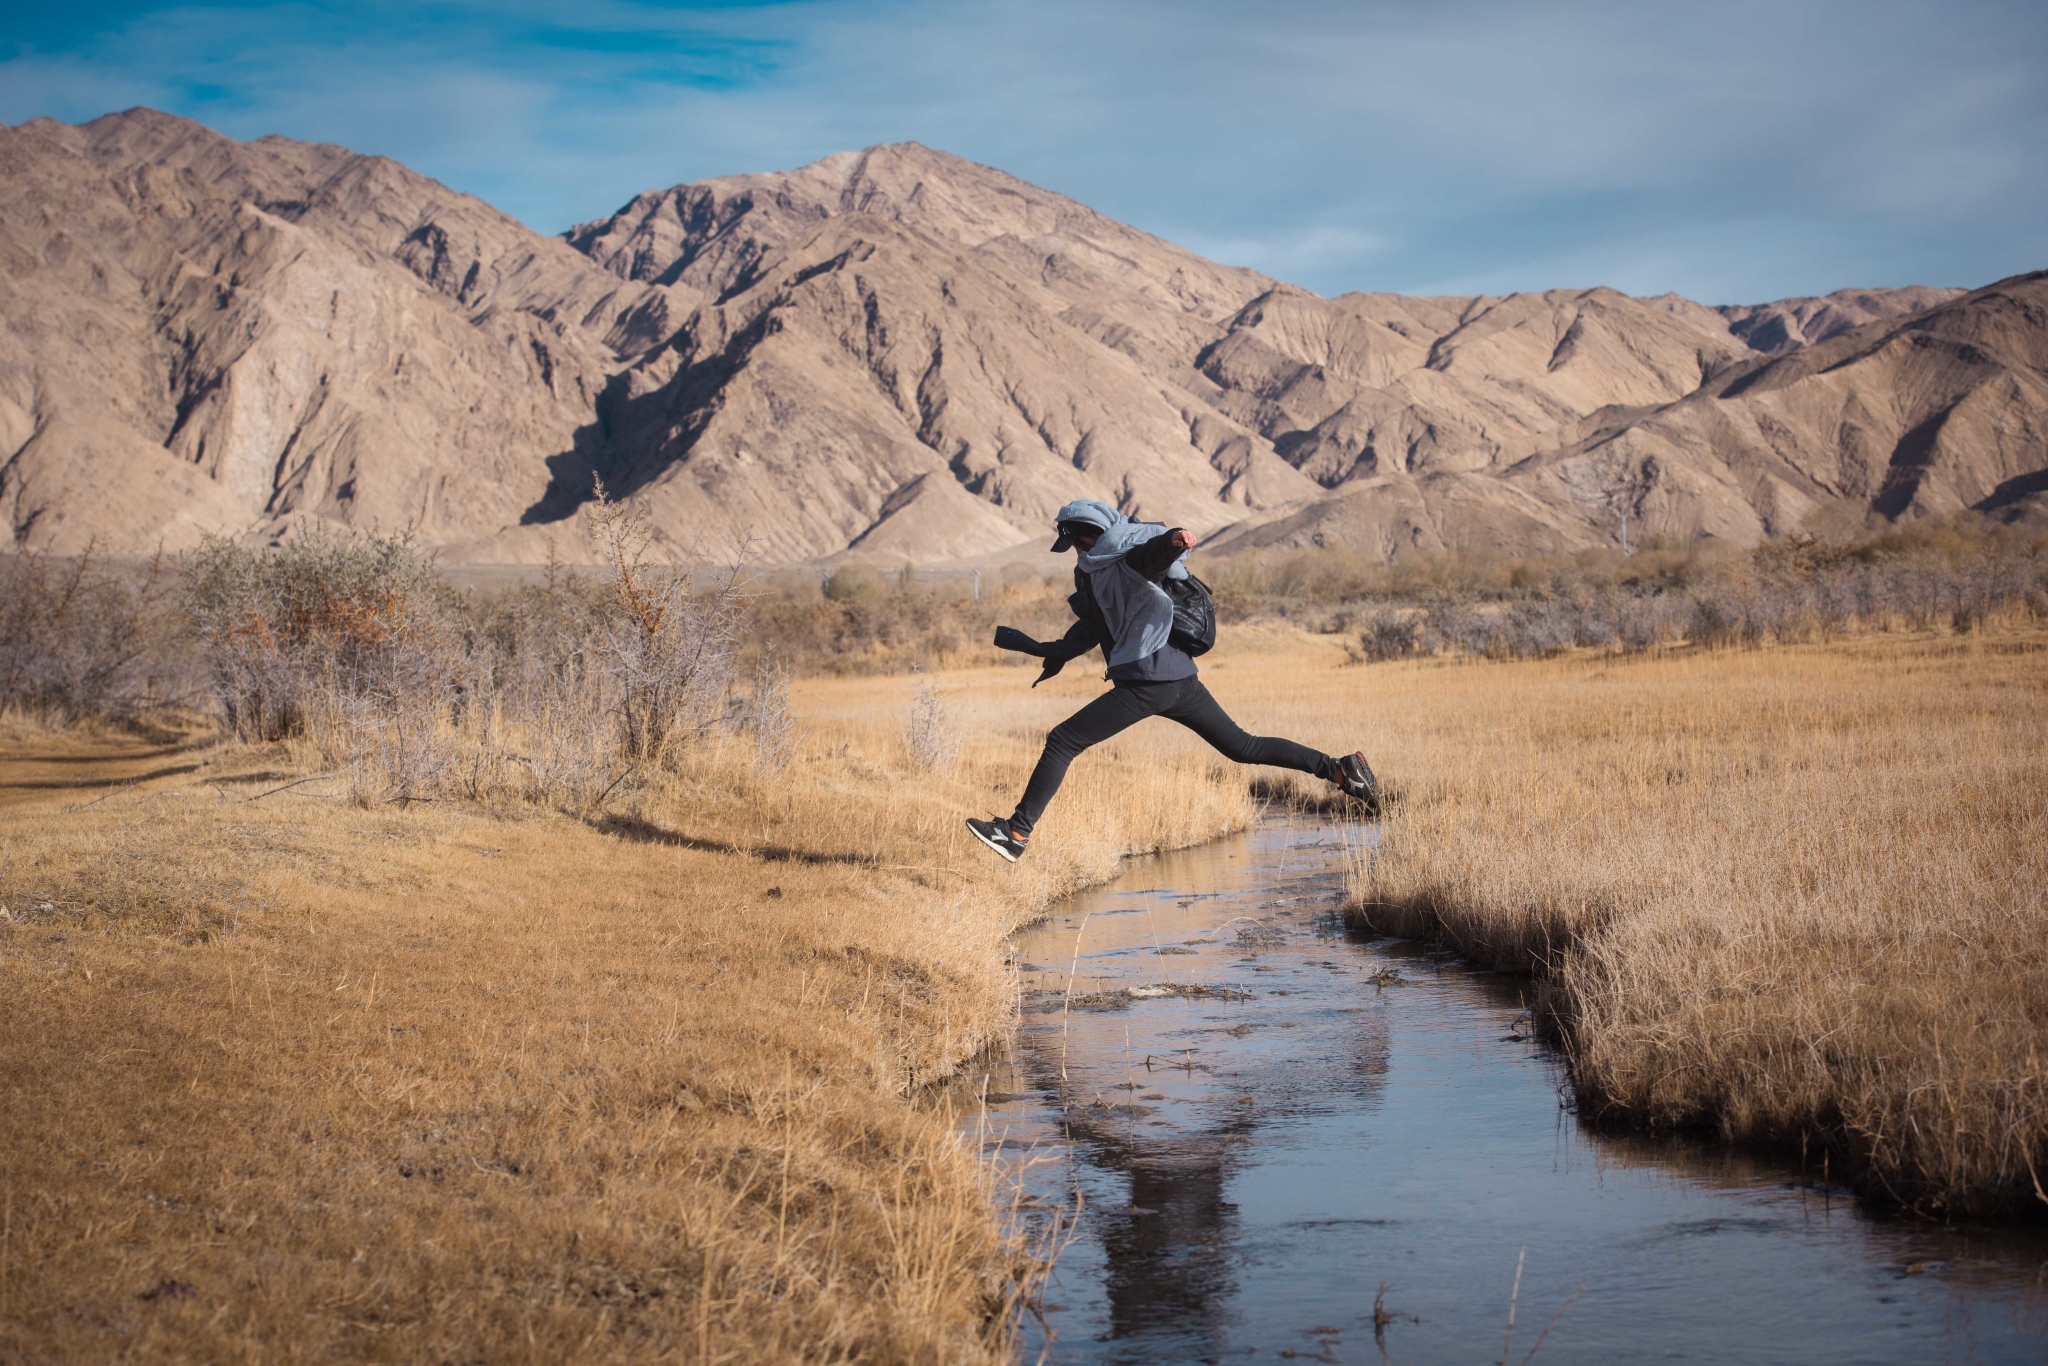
[966,816,1029,863]
[1336,752,1381,807]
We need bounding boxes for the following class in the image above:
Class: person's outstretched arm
[1029,613,1107,686]
[993,605,1108,687]
[992,625,1051,657]
[1124,527,1198,580]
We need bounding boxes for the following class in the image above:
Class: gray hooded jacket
[1055,499,1190,668]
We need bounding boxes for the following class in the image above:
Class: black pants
[1008,677,1336,837]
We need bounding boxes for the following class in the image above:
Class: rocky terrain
[1,109,2038,563]
[1642,287,1965,355]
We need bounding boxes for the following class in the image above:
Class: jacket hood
[1049,499,1124,551]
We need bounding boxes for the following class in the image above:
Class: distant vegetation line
[2,514,2042,769]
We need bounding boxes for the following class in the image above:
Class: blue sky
[3,0,2044,301]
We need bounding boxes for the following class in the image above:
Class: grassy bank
[8,591,2043,1359]
[1343,624,2048,1215]
[0,665,1256,1362]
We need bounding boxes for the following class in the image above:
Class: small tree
[582,477,752,765]
[0,542,177,723]
[185,525,446,742]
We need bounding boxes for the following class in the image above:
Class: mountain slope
[1530,271,2048,537]
[1644,285,1966,355]
[1208,272,2048,556]
[546,144,1827,560]
[0,109,2038,564]
[532,213,1321,563]
[0,109,668,552]
[566,141,1274,327]
[561,149,2017,561]
[1199,285,1750,482]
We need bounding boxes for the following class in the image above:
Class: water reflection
[952,822,2048,1365]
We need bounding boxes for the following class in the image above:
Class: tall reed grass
[1342,628,2048,1214]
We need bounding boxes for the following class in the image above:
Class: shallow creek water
[955,820,2048,1365]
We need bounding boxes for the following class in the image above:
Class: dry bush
[582,479,749,765]
[750,569,1071,677]
[0,544,183,724]
[1336,526,2047,663]
[824,562,884,601]
[903,673,959,772]
[1343,628,2048,1214]
[183,505,759,811]
[742,654,801,775]
[1355,606,1423,661]
[1210,514,2048,663]
[185,526,448,744]
[463,554,616,807]
[331,686,455,808]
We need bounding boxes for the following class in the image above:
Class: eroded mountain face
[1642,288,1967,355]
[0,108,679,555]
[2,110,2037,563]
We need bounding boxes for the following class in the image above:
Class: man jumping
[966,499,1379,863]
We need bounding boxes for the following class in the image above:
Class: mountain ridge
[1,108,2035,565]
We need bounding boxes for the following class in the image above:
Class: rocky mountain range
[2,108,2039,565]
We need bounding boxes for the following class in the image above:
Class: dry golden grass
[0,668,1256,1363]
[14,614,2033,1361]
[1341,623,2048,1215]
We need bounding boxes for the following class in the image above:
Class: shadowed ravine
[954,820,2048,1365]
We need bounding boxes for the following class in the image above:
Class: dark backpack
[1165,573,1216,657]
[1069,567,1217,659]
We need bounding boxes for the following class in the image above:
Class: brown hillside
[1644,285,1966,354]
[1213,274,2048,555]
[0,109,675,554]
[1526,272,2048,538]
[1,110,2038,563]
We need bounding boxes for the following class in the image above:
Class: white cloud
[1172,224,1390,280]
[3,0,2042,298]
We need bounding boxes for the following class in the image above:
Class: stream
[955,819,2048,1364]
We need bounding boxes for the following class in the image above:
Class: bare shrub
[1497,599,1581,657]
[520,667,619,809]
[1418,600,1492,656]
[0,544,180,723]
[744,654,801,775]
[1685,578,1763,647]
[1343,520,2048,663]
[185,526,447,742]
[824,563,882,601]
[1357,607,1422,661]
[1615,593,1682,650]
[583,478,750,765]
[183,527,492,807]
[447,647,511,802]
[333,685,456,808]
[467,551,617,807]
[175,506,763,811]
[904,672,958,772]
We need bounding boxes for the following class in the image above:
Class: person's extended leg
[1160,678,1339,780]
[1007,684,1167,839]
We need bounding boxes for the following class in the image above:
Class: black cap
[1050,521,1088,553]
